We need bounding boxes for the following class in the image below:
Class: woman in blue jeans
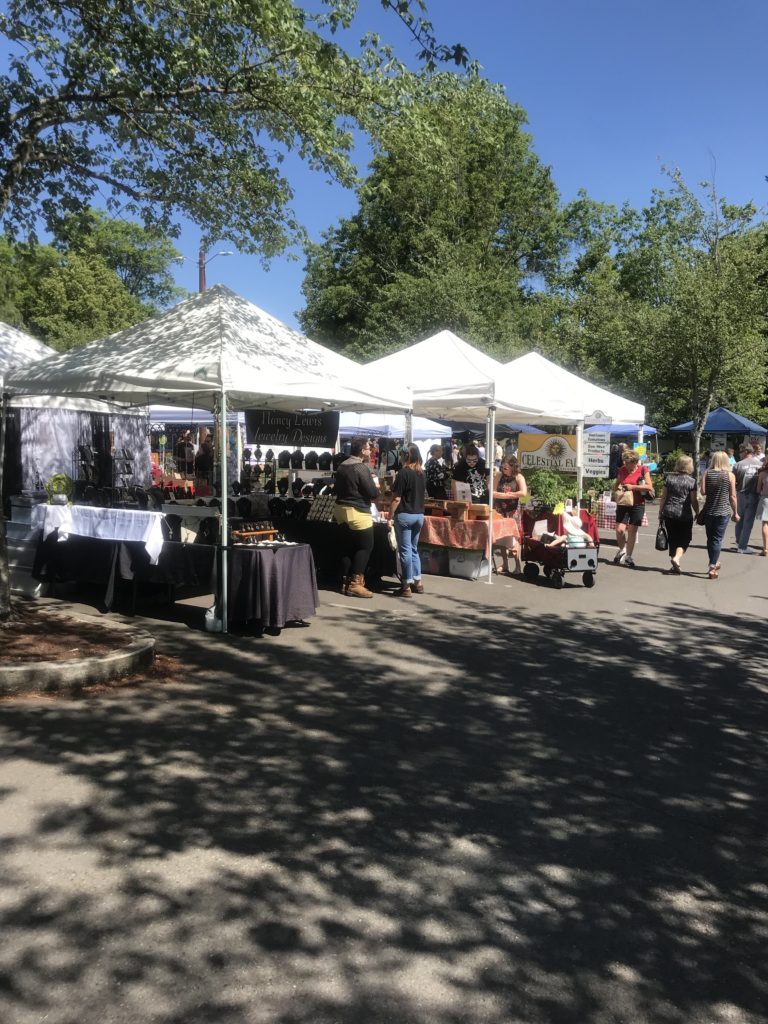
[390,444,426,598]
[700,450,739,579]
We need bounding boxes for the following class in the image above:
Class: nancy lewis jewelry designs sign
[518,433,578,473]
[244,410,340,448]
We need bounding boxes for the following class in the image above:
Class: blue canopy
[438,419,546,435]
[669,407,767,434]
[585,423,657,436]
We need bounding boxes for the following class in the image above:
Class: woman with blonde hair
[390,443,426,597]
[699,449,739,579]
[657,455,698,573]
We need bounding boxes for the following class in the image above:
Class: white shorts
[759,496,768,522]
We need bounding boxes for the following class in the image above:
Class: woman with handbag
[611,449,654,568]
[699,450,739,579]
[657,455,698,574]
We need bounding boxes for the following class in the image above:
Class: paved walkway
[1,524,767,1024]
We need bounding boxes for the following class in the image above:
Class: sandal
[708,567,719,579]
[670,560,681,574]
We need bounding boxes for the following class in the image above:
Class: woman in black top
[390,444,426,597]
[657,455,699,574]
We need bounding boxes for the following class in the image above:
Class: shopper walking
[756,457,768,557]
[733,444,762,553]
[333,437,379,598]
[657,455,699,573]
[390,444,426,597]
[612,449,654,568]
[700,450,739,579]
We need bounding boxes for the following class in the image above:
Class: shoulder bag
[655,523,669,551]
[611,484,634,506]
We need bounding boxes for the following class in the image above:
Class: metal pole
[484,406,496,585]
[576,420,585,502]
[405,409,413,446]
[219,388,229,633]
[198,249,206,293]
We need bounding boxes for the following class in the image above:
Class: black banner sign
[244,409,339,448]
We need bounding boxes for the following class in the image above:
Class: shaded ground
[1,531,767,1024]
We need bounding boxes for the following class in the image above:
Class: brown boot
[346,574,373,598]
[397,584,413,598]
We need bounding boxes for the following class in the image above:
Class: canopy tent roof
[339,411,450,440]
[1,321,143,414]
[669,406,767,435]
[585,423,657,436]
[1,322,54,384]
[366,331,549,422]
[500,353,645,425]
[6,285,411,414]
[149,404,240,426]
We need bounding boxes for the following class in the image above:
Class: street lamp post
[198,248,233,292]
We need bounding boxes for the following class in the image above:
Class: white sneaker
[624,556,636,568]
[738,548,752,555]
[613,549,627,565]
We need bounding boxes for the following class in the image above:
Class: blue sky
[153,2,768,325]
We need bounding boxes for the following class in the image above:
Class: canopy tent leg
[405,409,413,446]
[483,406,496,585]
[576,420,585,502]
[219,388,229,634]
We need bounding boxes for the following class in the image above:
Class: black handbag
[655,523,669,551]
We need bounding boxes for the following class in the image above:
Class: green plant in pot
[525,469,573,513]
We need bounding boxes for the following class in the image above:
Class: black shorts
[615,504,644,527]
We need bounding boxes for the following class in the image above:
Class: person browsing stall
[492,454,527,575]
[389,444,426,598]
[333,436,380,599]
[452,444,490,504]
[612,449,654,568]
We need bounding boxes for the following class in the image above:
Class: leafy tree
[0,0,464,620]
[299,70,562,359]
[0,0,463,253]
[51,210,184,308]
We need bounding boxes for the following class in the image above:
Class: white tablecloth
[32,504,166,563]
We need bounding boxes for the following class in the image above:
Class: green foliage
[0,1,460,257]
[51,210,184,307]
[0,235,147,350]
[523,469,574,510]
[299,71,562,358]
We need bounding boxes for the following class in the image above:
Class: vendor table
[419,514,519,555]
[279,519,396,583]
[32,503,165,563]
[595,498,649,531]
[227,544,318,628]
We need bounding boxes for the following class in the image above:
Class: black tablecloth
[279,519,396,581]
[227,544,318,627]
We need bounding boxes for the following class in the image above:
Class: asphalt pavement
[1,519,767,1024]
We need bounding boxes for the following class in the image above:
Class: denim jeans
[394,512,424,583]
[735,492,760,549]
[705,514,730,568]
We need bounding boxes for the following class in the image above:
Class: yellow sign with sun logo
[518,433,578,473]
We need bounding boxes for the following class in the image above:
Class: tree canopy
[0,0,463,253]
[299,71,562,359]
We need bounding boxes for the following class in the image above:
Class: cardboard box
[450,480,472,502]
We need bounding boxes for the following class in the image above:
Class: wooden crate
[446,500,470,521]
[467,505,489,521]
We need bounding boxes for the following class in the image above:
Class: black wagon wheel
[583,571,596,588]
[523,562,539,581]
[551,571,564,589]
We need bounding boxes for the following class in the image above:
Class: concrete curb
[0,617,156,696]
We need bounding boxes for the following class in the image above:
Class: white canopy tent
[368,331,554,585]
[499,352,646,498]
[1,322,150,493]
[5,286,412,630]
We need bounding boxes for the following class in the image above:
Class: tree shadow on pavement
[0,593,766,1024]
